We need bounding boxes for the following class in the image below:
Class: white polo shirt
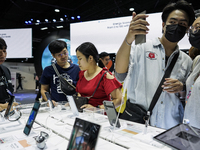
[116,37,192,129]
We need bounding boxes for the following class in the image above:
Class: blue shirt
[40,63,80,102]
[115,38,192,129]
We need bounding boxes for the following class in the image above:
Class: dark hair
[189,46,200,60]
[76,42,99,63]
[99,52,109,59]
[0,37,7,49]
[98,59,105,68]
[162,0,195,26]
[48,40,67,54]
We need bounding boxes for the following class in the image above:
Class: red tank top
[76,68,122,107]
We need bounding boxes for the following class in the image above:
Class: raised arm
[115,12,149,73]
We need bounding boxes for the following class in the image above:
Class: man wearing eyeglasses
[40,40,80,104]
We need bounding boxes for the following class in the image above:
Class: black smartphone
[135,10,146,45]
[23,101,41,136]
[103,101,121,128]
[4,89,15,119]
[45,92,54,108]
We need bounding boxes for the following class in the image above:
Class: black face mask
[189,30,200,49]
[165,24,187,42]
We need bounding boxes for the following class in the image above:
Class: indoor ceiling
[1,0,200,54]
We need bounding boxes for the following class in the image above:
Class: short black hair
[162,0,195,26]
[99,52,109,59]
[76,42,99,63]
[48,40,67,54]
[0,37,7,49]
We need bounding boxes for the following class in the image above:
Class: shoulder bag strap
[52,63,61,77]
[88,71,108,99]
[148,51,180,115]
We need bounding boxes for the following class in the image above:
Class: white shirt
[116,38,192,129]
[184,55,200,129]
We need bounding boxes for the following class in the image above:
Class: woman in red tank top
[75,42,122,109]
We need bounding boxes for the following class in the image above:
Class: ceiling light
[77,16,80,19]
[53,19,56,22]
[64,15,67,17]
[71,16,75,20]
[45,19,48,22]
[41,27,48,30]
[60,18,64,21]
[129,8,134,11]
[28,21,32,24]
[25,21,28,24]
[56,26,63,28]
[55,9,60,12]
[35,23,39,25]
[36,20,40,23]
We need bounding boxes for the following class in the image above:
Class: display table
[0,105,172,150]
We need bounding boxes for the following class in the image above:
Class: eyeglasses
[56,51,68,57]
[188,25,200,36]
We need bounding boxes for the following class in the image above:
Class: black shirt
[0,67,10,103]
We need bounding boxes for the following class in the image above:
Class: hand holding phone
[45,92,54,109]
[135,10,147,45]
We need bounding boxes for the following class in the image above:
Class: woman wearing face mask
[183,16,200,129]
[76,42,122,109]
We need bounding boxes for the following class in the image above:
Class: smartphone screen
[103,101,120,128]
[23,101,40,136]
[135,10,146,45]
[45,92,54,108]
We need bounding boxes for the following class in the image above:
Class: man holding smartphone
[115,0,195,129]
[0,37,18,111]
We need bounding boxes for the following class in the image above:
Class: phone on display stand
[103,101,121,128]
[23,101,41,136]
[135,10,146,45]
[45,92,54,109]
[4,89,15,119]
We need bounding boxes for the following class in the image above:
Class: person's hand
[64,102,70,107]
[10,102,19,111]
[80,104,94,109]
[126,12,149,44]
[162,78,183,93]
[12,102,19,106]
[47,100,56,107]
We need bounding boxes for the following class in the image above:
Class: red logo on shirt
[146,51,157,60]
[149,53,155,59]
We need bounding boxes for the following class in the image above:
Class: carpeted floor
[14,89,39,104]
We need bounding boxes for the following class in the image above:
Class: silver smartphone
[135,10,146,45]
[103,101,120,128]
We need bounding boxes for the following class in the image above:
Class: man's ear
[162,22,165,33]
[52,53,56,58]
